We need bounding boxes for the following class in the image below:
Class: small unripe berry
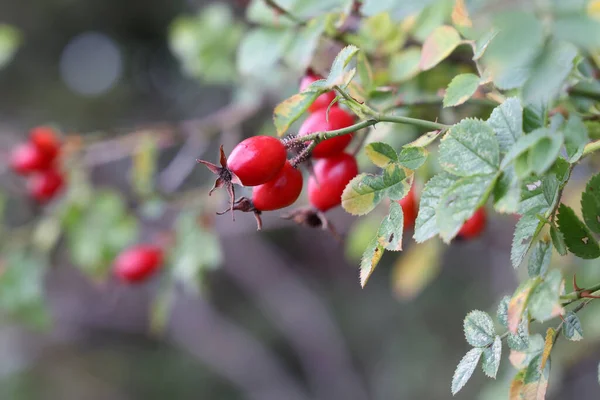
[114,245,164,283]
[252,161,303,211]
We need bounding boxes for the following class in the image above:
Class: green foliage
[562,311,584,341]
[564,115,589,163]
[414,172,458,242]
[443,73,480,107]
[497,295,509,328]
[556,203,600,259]
[482,336,502,379]
[527,239,552,278]
[507,318,530,352]
[419,25,462,71]
[464,310,495,347]
[581,172,600,234]
[365,142,398,167]
[487,97,523,154]
[452,347,483,395]
[0,24,21,70]
[397,147,428,170]
[527,269,564,322]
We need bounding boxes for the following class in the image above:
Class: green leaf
[553,15,600,51]
[556,203,600,259]
[564,115,589,163]
[522,40,578,105]
[365,142,398,167]
[404,129,442,148]
[523,102,546,133]
[528,240,552,278]
[237,28,293,76]
[273,91,319,136]
[389,47,421,83]
[362,0,435,21]
[521,354,550,399]
[473,29,498,60]
[508,278,540,333]
[464,310,496,347]
[550,223,567,256]
[397,147,428,170]
[487,97,523,153]
[376,202,404,252]
[527,133,564,175]
[437,174,496,242]
[493,167,521,214]
[283,16,327,72]
[542,175,559,207]
[359,236,384,288]
[512,212,544,268]
[326,45,359,87]
[509,333,544,370]
[501,128,554,170]
[451,347,483,395]
[562,311,584,341]
[443,73,480,107]
[497,295,510,328]
[581,173,600,234]
[482,336,502,378]
[528,269,564,322]
[439,118,500,176]
[508,317,530,351]
[0,24,20,70]
[356,51,374,93]
[419,25,462,71]
[414,172,458,242]
[342,164,413,216]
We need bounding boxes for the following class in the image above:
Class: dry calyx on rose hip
[9,126,66,203]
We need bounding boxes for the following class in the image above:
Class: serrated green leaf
[464,310,496,347]
[508,317,530,352]
[437,174,496,242]
[508,278,540,334]
[497,295,510,328]
[581,173,600,234]
[521,354,550,400]
[419,25,462,71]
[523,102,546,133]
[404,129,442,148]
[273,92,319,136]
[501,128,553,170]
[237,28,293,76]
[359,236,384,288]
[365,142,398,167]
[556,203,600,259]
[473,29,498,60]
[553,14,600,51]
[509,333,544,370]
[528,133,564,175]
[528,240,552,278]
[390,47,421,82]
[452,347,483,395]
[562,311,584,341]
[376,202,404,252]
[341,165,413,216]
[439,118,500,176]
[511,212,545,268]
[528,270,564,322]
[542,175,559,206]
[443,73,480,107]
[487,97,523,153]
[397,147,428,170]
[493,167,521,214]
[564,115,589,163]
[414,172,458,242]
[326,45,359,87]
[482,336,502,378]
[550,223,567,256]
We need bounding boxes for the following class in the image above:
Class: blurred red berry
[114,245,164,283]
[252,161,303,211]
[30,126,60,162]
[398,186,418,230]
[298,107,355,158]
[308,152,358,212]
[299,72,336,113]
[457,208,487,239]
[227,136,287,186]
[10,143,53,175]
[28,169,65,203]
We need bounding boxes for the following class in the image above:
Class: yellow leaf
[391,239,443,300]
[540,328,555,370]
[452,0,472,28]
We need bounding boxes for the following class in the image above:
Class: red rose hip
[10,143,53,175]
[299,71,336,113]
[398,186,418,230]
[308,152,358,212]
[457,207,487,239]
[28,169,65,203]
[252,161,303,211]
[298,107,355,158]
[30,126,60,161]
[227,136,287,186]
[114,245,164,283]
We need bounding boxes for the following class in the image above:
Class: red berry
[252,161,303,211]
[298,107,355,158]
[114,245,164,283]
[398,186,418,230]
[308,152,358,212]
[458,208,487,239]
[28,169,65,203]
[30,126,60,162]
[9,143,53,175]
[299,72,336,113]
[227,136,287,186]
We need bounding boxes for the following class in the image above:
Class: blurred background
[0,0,599,399]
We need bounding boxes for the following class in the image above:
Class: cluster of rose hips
[9,126,66,203]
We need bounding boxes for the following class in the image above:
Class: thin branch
[264,0,305,25]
